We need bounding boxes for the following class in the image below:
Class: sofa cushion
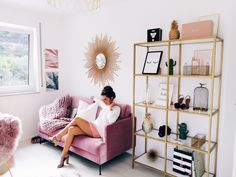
[71,136,105,156]
[76,100,98,122]
[38,127,106,156]
[71,96,93,108]
[70,96,131,119]
[116,103,131,119]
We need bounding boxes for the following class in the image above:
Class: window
[0,22,39,95]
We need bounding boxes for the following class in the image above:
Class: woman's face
[101,95,113,105]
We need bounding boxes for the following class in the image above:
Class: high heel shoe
[49,136,60,146]
[185,95,191,109]
[57,155,69,168]
[174,95,184,109]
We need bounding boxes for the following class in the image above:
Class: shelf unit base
[134,153,215,177]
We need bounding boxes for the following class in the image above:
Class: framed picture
[198,14,219,36]
[142,51,163,74]
[193,151,205,177]
[46,72,59,91]
[147,28,162,42]
[194,49,212,68]
[154,83,174,106]
[45,49,59,69]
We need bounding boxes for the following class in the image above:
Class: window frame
[0,22,39,96]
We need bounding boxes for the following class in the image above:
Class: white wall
[0,4,66,141]
[61,0,236,176]
[0,0,235,176]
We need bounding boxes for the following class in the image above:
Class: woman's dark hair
[101,86,116,100]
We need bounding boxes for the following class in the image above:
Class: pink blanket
[39,95,72,134]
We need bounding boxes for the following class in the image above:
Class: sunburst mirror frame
[85,34,120,86]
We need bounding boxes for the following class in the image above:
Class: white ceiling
[0,0,123,16]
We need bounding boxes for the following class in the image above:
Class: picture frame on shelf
[142,51,163,74]
[198,14,219,36]
[193,151,205,177]
[147,28,162,42]
[194,49,212,66]
[194,49,212,75]
[154,83,174,106]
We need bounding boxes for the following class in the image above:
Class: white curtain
[233,132,236,177]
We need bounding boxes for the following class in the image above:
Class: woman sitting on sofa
[50,86,121,168]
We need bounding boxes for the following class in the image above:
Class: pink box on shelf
[181,20,213,39]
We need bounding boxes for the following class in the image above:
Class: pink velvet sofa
[38,96,133,175]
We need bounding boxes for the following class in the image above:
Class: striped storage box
[173,148,193,176]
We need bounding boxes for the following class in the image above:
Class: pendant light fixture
[47,0,101,10]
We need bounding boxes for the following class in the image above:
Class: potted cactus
[165,59,177,75]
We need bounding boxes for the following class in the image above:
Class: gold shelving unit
[131,36,224,177]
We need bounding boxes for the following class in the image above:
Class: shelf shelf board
[168,105,219,117]
[134,153,215,177]
[134,74,168,77]
[135,129,166,143]
[135,36,223,48]
[135,102,219,117]
[171,75,212,79]
[134,74,220,79]
[135,129,216,154]
[135,102,166,111]
[134,153,165,174]
[167,134,216,154]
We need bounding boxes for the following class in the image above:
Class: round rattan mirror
[85,34,120,86]
[95,53,106,69]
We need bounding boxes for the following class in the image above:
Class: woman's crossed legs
[55,117,93,157]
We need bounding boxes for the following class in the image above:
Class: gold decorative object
[85,34,120,86]
[191,134,206,148]
[169,20,180,40]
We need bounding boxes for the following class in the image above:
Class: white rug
[48,169,81,177]
[3,142,161,177]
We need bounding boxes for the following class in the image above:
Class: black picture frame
[147,28,162,42]
[142,51,163,74]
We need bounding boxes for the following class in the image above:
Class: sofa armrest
[104,117,135,161]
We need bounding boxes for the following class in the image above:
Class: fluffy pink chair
[0,113,21,177]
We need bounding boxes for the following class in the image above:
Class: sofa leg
[99,165,102,175]
[39,137,42,144]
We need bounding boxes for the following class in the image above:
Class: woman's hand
[110,102,116,111]
[90,96,95,102]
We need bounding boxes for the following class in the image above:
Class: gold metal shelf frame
[131,36,224,177]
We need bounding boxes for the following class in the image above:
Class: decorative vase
[142,84,153,104]
[169,20,180,40]
[142,113,153,134]
[178,123,189,140]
